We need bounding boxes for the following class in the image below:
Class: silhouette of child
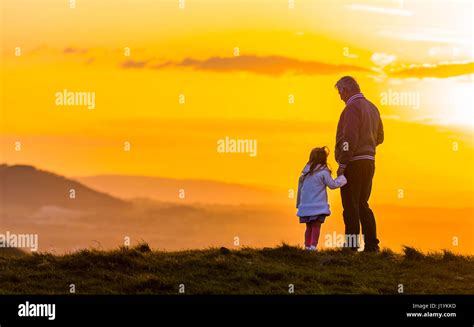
[296,147,347,251]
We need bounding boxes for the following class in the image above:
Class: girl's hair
[302,146,331,180]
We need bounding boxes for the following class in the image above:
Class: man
[334,76,384,252]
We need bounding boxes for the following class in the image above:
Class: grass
[0,243,473,294]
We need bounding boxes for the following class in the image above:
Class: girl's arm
[321,171,347,190]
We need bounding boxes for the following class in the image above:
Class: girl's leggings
[305,220,322,247]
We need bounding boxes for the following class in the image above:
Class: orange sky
[1,0,473,252]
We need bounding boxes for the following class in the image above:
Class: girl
[296,147,347,251]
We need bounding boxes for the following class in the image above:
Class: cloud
[388,62,474,78]
[119,55,474,79]
[175,55,369,75]
[371,52,397,68]
[63,47,88,54]
[150,61,173,69]
[120,59,150,68]
[121,55,369,76]
[378,30,471,45]
[347,4,413,16]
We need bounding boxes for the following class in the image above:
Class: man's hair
[335,76,360,93]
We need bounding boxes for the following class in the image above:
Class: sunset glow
[1,0,473,253]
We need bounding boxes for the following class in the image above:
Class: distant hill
[75,175,285,205]
[0,164,130,211]
[0,247,27,257]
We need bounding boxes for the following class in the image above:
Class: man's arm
[337,105,360,170]
[377,115,384,145]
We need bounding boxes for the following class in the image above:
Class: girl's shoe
[309,245,317,251]
[305,246,311,251]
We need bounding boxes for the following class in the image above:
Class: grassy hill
[0,244,473,294]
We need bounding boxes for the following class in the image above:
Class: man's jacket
[335,93,384,167]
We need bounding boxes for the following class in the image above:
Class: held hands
[337,166,345,176]
[335,174,348,187]
[336,165,347,187]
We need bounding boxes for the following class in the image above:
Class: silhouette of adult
[334,76,384,252]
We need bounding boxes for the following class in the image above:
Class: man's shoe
[363,246,380,253]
